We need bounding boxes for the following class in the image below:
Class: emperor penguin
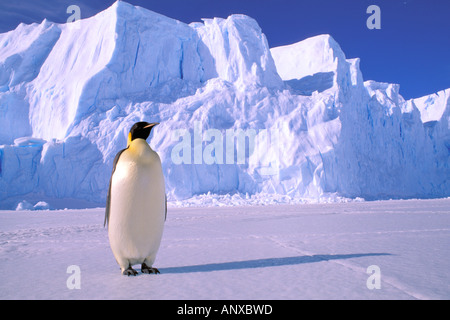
[104,122,167,276]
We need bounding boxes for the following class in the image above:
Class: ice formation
[0,1,448,209]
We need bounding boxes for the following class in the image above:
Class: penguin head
[127,122,159,147]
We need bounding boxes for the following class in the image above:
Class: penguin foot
[122,265,138,276]
[141,263,160,274]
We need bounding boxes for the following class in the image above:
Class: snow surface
[0,198,449,300]
[0,0,449,210]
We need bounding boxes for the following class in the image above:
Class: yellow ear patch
[127,132,132,148]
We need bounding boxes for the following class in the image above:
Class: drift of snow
[0,1,449,209]
[0,198,449,300]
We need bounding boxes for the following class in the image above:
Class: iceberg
[0,1,448,209]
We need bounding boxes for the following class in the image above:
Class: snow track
[266,236,430,300]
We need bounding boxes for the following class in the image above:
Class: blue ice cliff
[0,1,448,209]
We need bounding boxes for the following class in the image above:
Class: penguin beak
[144,122,159,129]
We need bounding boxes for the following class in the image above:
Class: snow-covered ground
[1,198,449,300]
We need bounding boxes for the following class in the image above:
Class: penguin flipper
[104,148,128,228]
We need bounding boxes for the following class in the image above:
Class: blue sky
[0,0,449,99]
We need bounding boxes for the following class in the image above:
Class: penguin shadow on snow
[160,253,391,274]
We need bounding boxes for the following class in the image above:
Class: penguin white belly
[108,145,165,270]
